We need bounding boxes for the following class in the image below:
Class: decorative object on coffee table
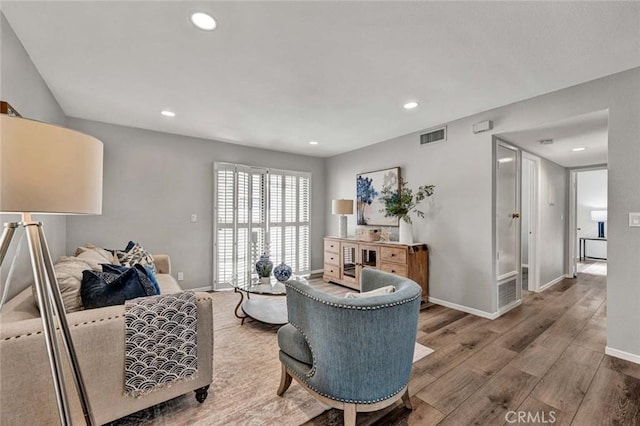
[379,178,435,244]
[273,262,292,282]
[255,253,273,284]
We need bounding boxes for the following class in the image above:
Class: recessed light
[191,12,217,31]
[161,110,175,117]
[572,147,586,152]
[309,141,319,145]
[403,102,419,110]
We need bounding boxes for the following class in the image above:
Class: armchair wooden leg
[277,363,293,396]
[194,385,210,403]
[401,388,413,410]
[343,403,356,426]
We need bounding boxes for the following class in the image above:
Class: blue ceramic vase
[273,262,292,282]
[255,254,273,278]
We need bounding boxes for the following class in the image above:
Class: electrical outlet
[177,272,184,281]
[190,213,197,223]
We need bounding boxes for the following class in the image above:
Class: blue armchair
[277,268,421,425]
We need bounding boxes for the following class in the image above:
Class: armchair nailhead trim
[285,283,420,309]
[285,363,408,405]
[290,322,318,378]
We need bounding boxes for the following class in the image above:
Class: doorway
[494,139,522,314]
[569,167,608,277]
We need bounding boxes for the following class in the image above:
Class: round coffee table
[227,276,307,325]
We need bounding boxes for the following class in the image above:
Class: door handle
[512,213,520,218]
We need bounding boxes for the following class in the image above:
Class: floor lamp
[1,111,103,425]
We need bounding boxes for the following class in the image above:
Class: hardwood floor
[307,263,640,425]
[112,261,639,425]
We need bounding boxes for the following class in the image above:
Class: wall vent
[420,126,447,145]
[498,278,517,308]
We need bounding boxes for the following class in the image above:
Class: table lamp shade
[590,210,607,222]
[332,199,353,215]
[1,115,103,214]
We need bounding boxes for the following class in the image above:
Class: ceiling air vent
[420,126,447,146]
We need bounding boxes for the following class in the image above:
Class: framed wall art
[356,167,400,226]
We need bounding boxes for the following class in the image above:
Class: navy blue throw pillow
[101,263,161,295]
[81,265,160,309]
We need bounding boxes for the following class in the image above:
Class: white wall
[0,13,68,299]
[577,169,608,259]
[326,67,640,342]
[65,118,326,291]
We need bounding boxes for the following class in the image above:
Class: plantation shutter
[214,163,310,289]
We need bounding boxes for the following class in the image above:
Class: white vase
[398,220,413,244]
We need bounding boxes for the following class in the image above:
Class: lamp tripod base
[0,217,94,426]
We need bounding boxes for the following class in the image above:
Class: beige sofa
[0,255,214,425]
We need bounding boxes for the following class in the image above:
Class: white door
[496,140,521,310]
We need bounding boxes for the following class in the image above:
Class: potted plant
[379,179,435,244]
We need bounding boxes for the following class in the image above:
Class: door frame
[568,165,608,277]
[494,138,522,315]
[522,152,541,292]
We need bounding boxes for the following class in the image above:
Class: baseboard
[310,269,324,275]
[497,299,522,316]
[537,275,566,292]
[605,346,640,365]
[189,286,213,292]
[428,297,500,320]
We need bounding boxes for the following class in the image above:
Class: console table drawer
[324,239,340,254]
[380,262,408,277]
[324,263,340,279]
[380,247,407,264]
[325,252,340,266]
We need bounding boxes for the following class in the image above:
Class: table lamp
[1,109,103,425]
[590,210,607,238]
[332,199,353,238]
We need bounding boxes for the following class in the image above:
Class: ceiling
[499,110,608,168]
[2,1,639,157]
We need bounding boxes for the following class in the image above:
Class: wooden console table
[323,237,429,302]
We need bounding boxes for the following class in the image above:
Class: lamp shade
[1,115,103,214]
[590,210,607,222]
[332,199,353,215]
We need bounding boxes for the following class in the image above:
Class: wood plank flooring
[308,262,640,425]
[112,261,640,425]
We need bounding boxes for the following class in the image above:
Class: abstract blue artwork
[356,167,400,226]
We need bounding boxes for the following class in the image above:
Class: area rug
[109,288,435,426]
[413,342,434,363]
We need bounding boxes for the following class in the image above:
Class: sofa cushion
[277,323,313,365]
[81,265,159,309]
[30,256,94,313]
[101,264,161,295]
[75,244,119,269]
[156,274,181,294]
[116,241,157,273]
[344,285,395,299]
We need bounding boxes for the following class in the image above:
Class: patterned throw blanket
[124,292,198,397]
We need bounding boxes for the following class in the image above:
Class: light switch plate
[630,213,640,227]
